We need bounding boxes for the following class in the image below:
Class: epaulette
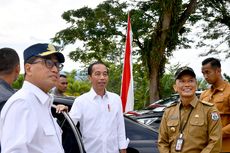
[200,100,214,106]
[167,101,178,108]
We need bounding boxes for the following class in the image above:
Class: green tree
[132,63,149,109]
[159,73,174,99]
[53,0,197,102]
[64,70,91,96]
[224,73,230,82]
[12,74,24,89]
[94,62,149,110]
[106,63,122,94]
[197,78,209,90]
[195,0,230,58]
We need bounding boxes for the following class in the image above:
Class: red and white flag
[121,14,134,113]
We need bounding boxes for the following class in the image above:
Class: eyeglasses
[31,59,64,71]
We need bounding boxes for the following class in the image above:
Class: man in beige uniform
[158,66,222,153]
[200,57,230,152]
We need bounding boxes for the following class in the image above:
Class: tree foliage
[195,0,230,58]
[224,73,230,82]
[12,74,24,89]
[64,70,91,96]
[53,0,197,102]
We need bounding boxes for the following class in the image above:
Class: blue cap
[24,43,65,63]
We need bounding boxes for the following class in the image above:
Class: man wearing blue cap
[0,43,66,153]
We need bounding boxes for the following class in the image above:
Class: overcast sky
[0,0,229,77]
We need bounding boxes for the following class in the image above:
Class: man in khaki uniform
[200,57,230,152]
[158,66,222,153]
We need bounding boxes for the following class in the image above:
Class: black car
[52,96,159,153]
[128,91,202,129]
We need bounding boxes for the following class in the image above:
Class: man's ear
[24,63,32,76]
[13,64,21,82]
[216,67,221,75]
[15,64,20,75]
[173,84,177,92]
[88,75,91,83]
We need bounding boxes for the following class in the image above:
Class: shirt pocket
[215,97,225,113]
[167,120,179,139]
[189,116,206,138]
[43,124,56,136]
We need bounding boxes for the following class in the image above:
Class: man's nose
[51,65,58,73]
[184,81,191,86]
[99,74,105,79]
[203,74,208,80]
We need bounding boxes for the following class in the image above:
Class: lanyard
[179,107,193,134]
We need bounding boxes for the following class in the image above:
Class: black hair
[0,48,20,75]
[202,57,221,69]
[88,61,108,76]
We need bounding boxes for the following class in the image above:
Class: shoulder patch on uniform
[200,100,214,106]
[211,112,219,121]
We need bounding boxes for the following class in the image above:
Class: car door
[52,105,86,153]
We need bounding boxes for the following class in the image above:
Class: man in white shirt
[69,61,128,153]
[0,43,67,153]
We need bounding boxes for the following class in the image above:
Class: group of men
[0,43,230,153]
[158,58,230,153]
[0,43,128,153]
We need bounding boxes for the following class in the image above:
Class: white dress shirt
[0,81,64,153]
[69,88,128,153]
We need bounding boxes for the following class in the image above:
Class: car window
[125,116,158,140]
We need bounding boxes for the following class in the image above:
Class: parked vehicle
[127,91,202,129]
[52,96,159,153]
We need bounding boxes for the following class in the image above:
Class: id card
[175,136,184,151]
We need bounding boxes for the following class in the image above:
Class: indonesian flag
[120,14,134,113]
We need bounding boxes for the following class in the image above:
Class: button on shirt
[0,81,64,153]
[69,88,128,153]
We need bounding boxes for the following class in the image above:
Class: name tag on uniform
[175,134,184,152]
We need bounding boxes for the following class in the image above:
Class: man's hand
[56,104,68,113]
[120,149,127,153]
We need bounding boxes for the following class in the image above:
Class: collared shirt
[69,88,128,153]
[0,81,64,153]
[0,79,15,112]
[200,81,230,152]
[158,96,222,153]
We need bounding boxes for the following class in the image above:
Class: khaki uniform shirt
[158,97,222,153]
[200,81,230,152]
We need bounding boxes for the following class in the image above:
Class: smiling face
[174,74,197,99]
[89,64,108,96]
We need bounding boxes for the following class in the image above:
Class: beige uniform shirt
[158,97,222,153]
[200,81,230,152]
